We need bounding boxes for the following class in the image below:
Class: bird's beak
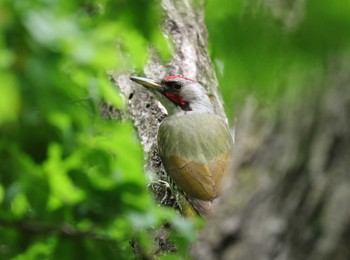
[130,76,162,89]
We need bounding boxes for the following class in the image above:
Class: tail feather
[187,196,213,216]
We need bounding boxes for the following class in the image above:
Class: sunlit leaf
[0,73,20,124]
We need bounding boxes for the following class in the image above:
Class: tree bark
[192,59,350,259]
[109,0,225,256]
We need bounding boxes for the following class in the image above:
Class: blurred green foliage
[0,0,192,259]
[1,0,350,258]
[206,0,350,121]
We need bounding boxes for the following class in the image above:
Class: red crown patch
[164,75,195,82]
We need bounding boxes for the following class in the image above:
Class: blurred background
[0,0,349,258]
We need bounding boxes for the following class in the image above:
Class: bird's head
[130,75,214,115]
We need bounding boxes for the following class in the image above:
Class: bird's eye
[173,82,182,90]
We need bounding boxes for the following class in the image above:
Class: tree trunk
[192,60,350,259]
[109,0,225,256]
[110,0,225,207]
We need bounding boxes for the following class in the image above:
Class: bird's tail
[177,192,212,217]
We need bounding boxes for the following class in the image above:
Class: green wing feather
[158,113,233,214]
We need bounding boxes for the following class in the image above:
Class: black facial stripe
[162,81,182,92]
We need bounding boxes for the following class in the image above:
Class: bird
[130,75,233,217]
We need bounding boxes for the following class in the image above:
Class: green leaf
[0,73,20,124]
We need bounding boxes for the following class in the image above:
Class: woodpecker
[130,75,233,216]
